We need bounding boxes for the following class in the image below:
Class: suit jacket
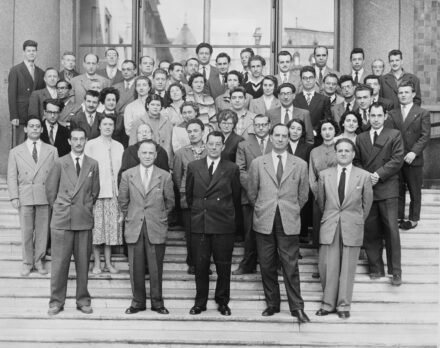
[221,132,244,163]
[380,71,422,109]
[207,72,227,100]
[59,69,79,83]
[315,66,341,92]
[112,81,136,115]
[70,110,103,140]
[58,97,81,125]
[28,87,55,119]
[236,134,272,204]
[275,71,301,90]
[329,94,344,109]
[70,73,111,104]
[118,165,174,244]
[247,152,309,235]
[7,142,59,205]
[355,127,404,201]
[215,90,253,113]
[202,64,220,97]
[8,62,45,123]
[331,101,359,123]
[376,96,394,112]
[46,154,100,230]
[267,106,314,144]
[317,166,373,246]
[236,111,257,140]
[293,91,332,128]
[185,158,241,234]
[96,68,124,86]
[40,122,71,157]
[249,96,281,115]
[288,139,313,163]
[386,104,431,167]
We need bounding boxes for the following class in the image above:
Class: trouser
[237,204,257,271]
[181,208,193,267]
[398,165,423,221]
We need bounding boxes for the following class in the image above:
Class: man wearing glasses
[56,80,80,127]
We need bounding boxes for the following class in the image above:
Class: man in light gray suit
[316,138,373,319]
[118,140,175,315]
[113,59,137,115]
[247,123,310,322]
[7,117,58,276]
[45,127,100,316]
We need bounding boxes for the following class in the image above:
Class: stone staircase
[0,179,438,347]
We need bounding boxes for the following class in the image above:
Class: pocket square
[356,186,362,189]
[88,172,93,177]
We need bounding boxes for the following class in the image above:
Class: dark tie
[276,155,283,184]
[259,138,265,154]
[32,142,38,163]
[222,74,227,85]
[373,131,378,145]
[284,109,290,125]
[208,161,214,179]
[318,68,323,85]
[345,102,351,112]
[49,125,55,145]
[338,168,346,205]
[306,92,312,105]
[354,71,359,84]
[362,109,368,123]
[75,157,81,177]
[202,66,207,79]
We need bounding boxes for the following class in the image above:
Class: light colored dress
[123,98,148,135]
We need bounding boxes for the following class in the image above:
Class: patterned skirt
[92,197,123,245]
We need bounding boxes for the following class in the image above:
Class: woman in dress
[123,76,151,136]
[171,101,200,153]
[186,72,216,125]
[249,75,280,114]
[215,70,253,112]
[100,87,128,148]
[244,55,266,99]
[162,82,186,126]
[334,110,363,143]
[84,115,124,274]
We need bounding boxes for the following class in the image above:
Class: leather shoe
[34,262,48,275]
[189,305,206,315]
[391,274,402,286]
[262,307,280,316]
[291,309,310,323]
[399,220,418,230]
[370,272,385,279]
[232,267,255,275]
[315,308,336,316]
[218,304,231,316]
[311,272,320,279]
[151,306,169,314]
[125,306,146,314]
[187,266,195,275]
[21,265,32,277]
[77,305,93,314]
[337,311,350,319]
[48,306,64,316]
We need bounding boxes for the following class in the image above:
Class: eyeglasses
[301,76,315,81]
[57,86,69,90]
[279,92,293,97]
[254,123,269,128]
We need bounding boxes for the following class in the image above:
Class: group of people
[7,39,431,321]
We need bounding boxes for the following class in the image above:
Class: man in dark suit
[380,49,422,109]
[59,51,79,83]
[313,46,341,93]
[233,114,272,275]
[207,52,229,100]
[293,66,332,131]
[247,123,310,322]
[316,138,373,319]
[70,90,103,140]
[196,42,220,97]
[355,102,404,286]
[275,51,301,90]
[40,99,71,157]
[46,127,100,315]
[386,82,431,230]
[56,80,80,127]
[113,59,137,115]
[267,83,314,144]
[119,140,174,315]
[364,75,393,112]
[8,40,46,146]
[354,84,374,131]
[332,75,358,123]
[28,68,59,119]
[185,131,241,316]
[96,48,123,86]
[349,48,366,85]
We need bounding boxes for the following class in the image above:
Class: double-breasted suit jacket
[318,166,373,247]
[118,165,174,244]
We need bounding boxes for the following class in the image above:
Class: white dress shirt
[401,103,413,121]
[337,163,353,196]
[289,140,299,154]
[206,156,221,174]
[352,68,364,82]
[370,126,384,144]
[281,105,294,124]
[70,152,85,168]
[271,150,287,172]
[199,64,212,80]
[26,138,42,158]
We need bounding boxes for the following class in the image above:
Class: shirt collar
[303,90,315,98]
[70,152,85,164]
[370,126,383,136]
[206,156,220,166]
[26,138,41,147]
[338,163,353,173]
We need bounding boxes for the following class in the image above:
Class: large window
[77,0,336,73]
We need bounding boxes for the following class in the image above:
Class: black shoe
[291,309,310,323]
[369,272,385,279]
[391,274,402,286]
[298,253,303,260]
[125,306,146,314]
[76,305,93,314]
[232,267,255,275]
[187,266,195,275]
[315,308,336,316]
[151,306,169,314]
[189,305,206,315]
[48,306,64,316]
[337,311,350,319]
[262,307,280,316]
[399,220,418,230]
[312,272,320,279]
[218,304,231,316]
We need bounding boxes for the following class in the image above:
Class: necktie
[125,82,129,91]
[354,71,359,84]
[89,114,94,126]
[208,161,214,178]
[29,63,35,81]
[75,157,81,176]
[373,131,378,145]
[276,155,283,184]
[259,138,265,154]
[49,125,55,145]
[283,73,287,83]
[345,102,351,112]
[338,168,346,205]
[362,109,368,124]
[284,109,290,125]
[306,92,312,105]
[222,74,227,85]
[32,142,38,163]
[143,167,149,192]
[401,105,407,121]
[318,68,323,85]
[202,66,207,79]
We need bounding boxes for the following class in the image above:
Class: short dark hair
[185,57,199,66]
[196,42,213,55]
[83,53,99,63]
[262,75,278,95]
[249,55,266,66]
[277,50,292,61]
[216,52,231,63]
[105,48,119,57]
[339,111,363,134]
[323,73,339,84]
[286,118,306,139]
[100,87,120,104]
[217,109,238,128]
[180,100,200,116]
[186,118,205,131]
[269,123,288,135]
[145,94,163,108]
[226,70,243,85]
[253,113,270,123]
[240,48,255,57]
[56,80,72,90]
[98,114,116,126]
[139,55,155,66]
[277,82,296,95]
[339,74,355,87]
[69,127,87,139]
[369,101,386,114]
[122,59,137,69]
[363,74,380,85]
[313,46,328,56]
[134,76,152,99]
[138,139,158,151]
[25,116,42,127]
[84,89,100,100]
[153,68,168,78]
[206,130,225,144]
[300,65,316,78]
[169,62,183,72]
[43,98,65,112]
[334,138,356,152]
[355,84,373,97]
[188,72,206,88]
[388,49,402,60]
[23,40,38,50]
[350,48,365,60]
[398,81,416,93]
[316,118,339,138]
[230,86,246,98]
[44,67,59,76]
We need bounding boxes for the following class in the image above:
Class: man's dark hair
[84,89,100,100]
[69,127,87,139]
[196,42,213,55]
[350,48,365,60]
[355,84,373,97]
[334,138,356,152]
[23,40,38,50]
[169,62,183,72]
[83,53,99,63]
[313,46,328,56]
[216,52,231,63]
[277,82,296,95]
[369,101,386,114]
[277,50,292,61]
[25,116,42,127]
[270,123,289,135]
[339,75,355,87]
[323,73,339,84]
[138,139,158,151]
[240,48,255,57]
[43,98,65,112]
[122,59,137,69]
[300,65,316,78]
[364,74,381,84]
[56,80,72,90]
[388,49,403,60]
[206,130,225,144]
[186,118,205,131]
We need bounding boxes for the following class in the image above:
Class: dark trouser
[49,229,92,308]
[364,198,401,276]
[398,165,423,221]
[256,208,304,312]
[127,222,165,309]
[191,233,235,307]
[318,222,360,312]
[181,208,193,267]
[300,192,313,239]
[237,204,257,272]
[12,124,26,147]
[312,199,322,248]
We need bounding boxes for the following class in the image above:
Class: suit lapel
[402,105,420,132]
[248,136,263,157]
[63,156,78,188]
[17,144,36,168]
[263,155,278,186]
[280,155,294,186]
[207,160,225,193]
[198,160,211,188]
[384,75,398,95]
[19,62,34,87]
[327,168,340,207]
[145,166,161,196]
[342,167,360,207]
[73,156,91,196]
[366,129,389,167]
[129,166,145,197]
[34,143,49,174]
